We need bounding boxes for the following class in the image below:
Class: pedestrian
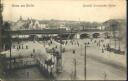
[88,42,89,45]
[77,42,79,47]
[26,45,28,49]
[31,53,33,57]
[73,50,75,54]
[102,48,104,53]
[66,41,67,45]
[103,44,105,48]
[33,49,35,53]
[97,43,98,46]
[17,46,19,50]
[94,40,96,43]
[22,45,23,49]
[71,41,73,45]
[55,45,57,48]
[51,40,52,44]
[19,45,21,49]
[27,71,29,78]
[48,43,50,46]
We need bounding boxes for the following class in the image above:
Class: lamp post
[60,32,62,72]
[73,58,77,80]
[56,28,62,73]
[9,41,12,69]
[84,43,87,80]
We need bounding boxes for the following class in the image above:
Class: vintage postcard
[0,0,127,80]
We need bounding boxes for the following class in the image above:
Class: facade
[59,24,70,30]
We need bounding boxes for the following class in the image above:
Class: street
[2,38,126,80]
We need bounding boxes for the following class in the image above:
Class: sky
[2,0,126,22]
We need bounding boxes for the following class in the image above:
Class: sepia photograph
[0,0,127,80]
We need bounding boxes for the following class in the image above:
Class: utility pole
[84,43,86,80]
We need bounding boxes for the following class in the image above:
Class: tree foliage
[1,22,12,50]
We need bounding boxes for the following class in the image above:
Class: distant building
[97,26,105,30]
[40,24,46,29]
[33,20,40,29]
[59,24,70,30]
[28,19,48,30]
[29,19,34,29]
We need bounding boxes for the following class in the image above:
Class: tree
[1,22,12,50]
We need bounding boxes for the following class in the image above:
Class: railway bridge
[8,29,111,39]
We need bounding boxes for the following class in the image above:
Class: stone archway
[80,33,90,39]
[92,33,100,38]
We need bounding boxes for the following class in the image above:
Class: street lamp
[84,43,87,80]
[55,28,62,73]
[9,40,12,69]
